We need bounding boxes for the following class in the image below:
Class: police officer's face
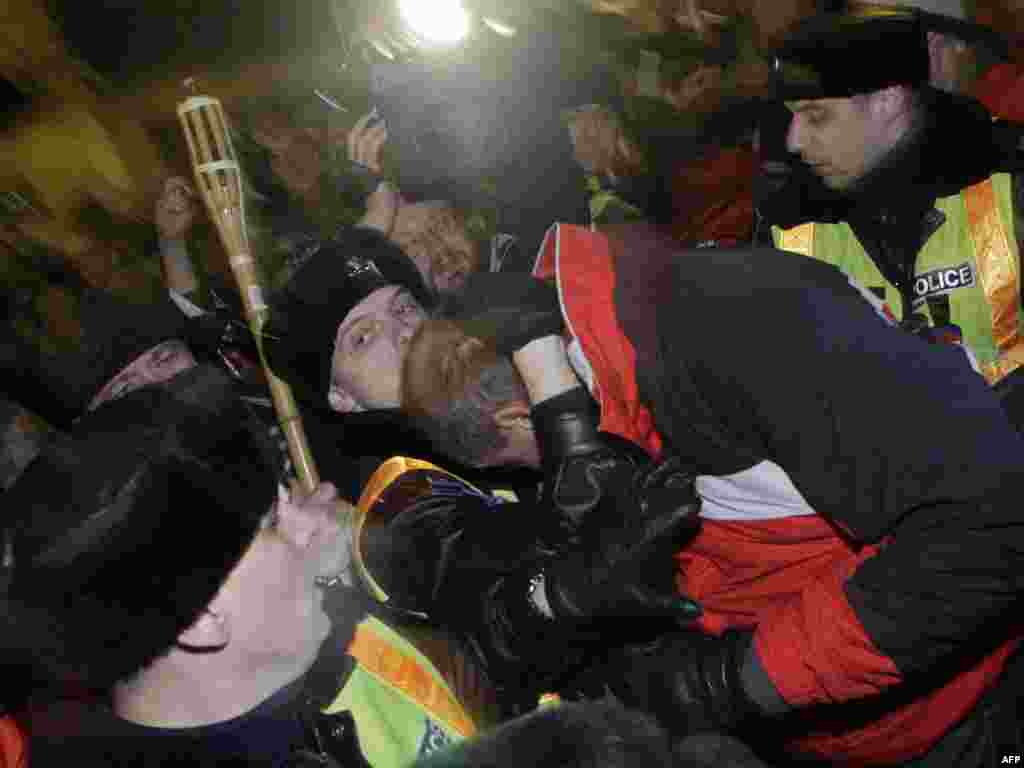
[785,96,891,191]
[328,286,427,412]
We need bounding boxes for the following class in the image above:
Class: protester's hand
[444,272,564,357]
[154,177,197,241]
[347,110,387,174]
[542,454,703,627]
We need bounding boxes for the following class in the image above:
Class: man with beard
[764,7,1024,426]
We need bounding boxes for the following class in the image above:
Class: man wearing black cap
[4,365,363,765]
[0,276,195,430]
[264,227,431,415]
[762,5,1024,426]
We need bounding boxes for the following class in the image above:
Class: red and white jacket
[534,223,1022,765]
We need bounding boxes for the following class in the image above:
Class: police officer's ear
[175,608,231,654]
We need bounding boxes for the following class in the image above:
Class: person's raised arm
[154,177,200,299]
[345,110,401,237]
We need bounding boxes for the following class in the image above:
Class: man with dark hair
[4,365,359,765]
[762,7,1024,426]
[401,222,1024,765]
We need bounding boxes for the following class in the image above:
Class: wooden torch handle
[177,95,320,494]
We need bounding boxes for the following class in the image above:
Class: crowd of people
[1,1,1024,766]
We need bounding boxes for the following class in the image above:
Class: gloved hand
[530,387,652,544]
[442,272,564,356]
[478,452,703,706]
[357,456,702,713]
[540,453,703,628]
[604,629,760,737]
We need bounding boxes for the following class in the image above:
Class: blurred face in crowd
[566,105,643,179]
[785,93,895,192]
[328,286,427,412]
[271,133,322,198]
[210,483,350,666]
[89,340,197,411]
[389,202,481,298]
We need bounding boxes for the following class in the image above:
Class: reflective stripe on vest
[345,618,476,739]
[353,457,501,604]
[773,176,1021,383]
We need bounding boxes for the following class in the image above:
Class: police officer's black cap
[0,366,277,701]
[771,8,931,100]
[262,228,434,408]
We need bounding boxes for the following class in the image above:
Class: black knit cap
[771,7,931,100]
[3,285,190,427]
[263,227,434,407]
[0,365,279,701]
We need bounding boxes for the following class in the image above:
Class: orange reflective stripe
[965,178,1024,383]
[347,620,477,738]
[775,223,816,257]
[352,457,491,602]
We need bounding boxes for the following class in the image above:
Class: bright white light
[398,0,470,45]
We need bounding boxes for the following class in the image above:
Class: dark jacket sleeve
[622,243,1024,701]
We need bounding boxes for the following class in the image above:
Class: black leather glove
[604,629,761,738]
[357,459,702,714]
[539,453,703,628]
[530,387,652,546]
[442,272,564,356]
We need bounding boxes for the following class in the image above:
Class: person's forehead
[337,285,407,336]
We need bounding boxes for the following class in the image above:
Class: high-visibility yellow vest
[326,615,482,767]
[328,456,526,766]
[774,175,1021,384]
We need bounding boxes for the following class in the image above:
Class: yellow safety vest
[774,175,1021,384]
[324,615,480,767]
[322,456,517,766]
